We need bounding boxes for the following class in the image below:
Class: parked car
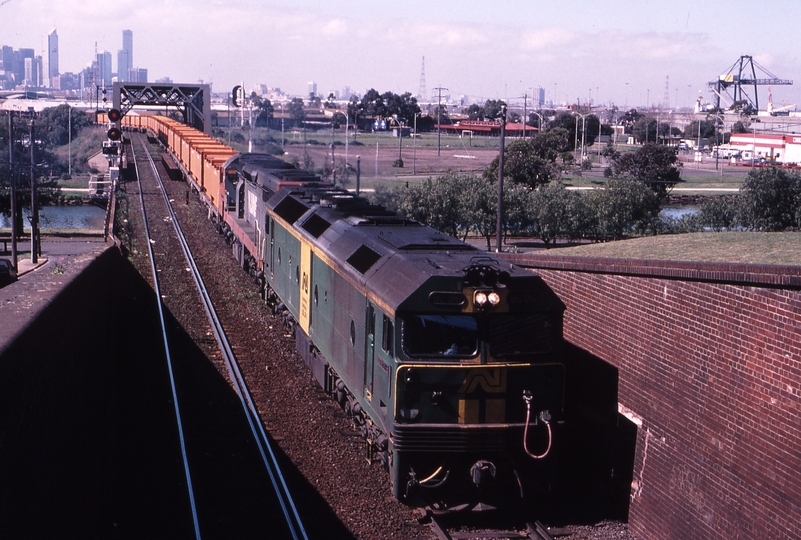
[0,258,18,285]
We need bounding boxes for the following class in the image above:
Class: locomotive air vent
[301,214,332,238]
[274,196,309,224]
[347,245,382,274]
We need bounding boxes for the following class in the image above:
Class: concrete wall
[505,253,801,540]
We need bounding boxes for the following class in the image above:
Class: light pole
[413,112,421,175]
[495,105,507,253]
[530,111,544,135]
[393,115,403,163]
[434,86,447,156]
[67,104,72,177]
[573,112,589,163]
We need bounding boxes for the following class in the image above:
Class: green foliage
[587,177,661,240]
[483,129,569,189]
[288,97,306,125]
[482,100,506,120]
[683,119,717,140]
[355,89,421,127]
[397,173,472,238]
[739,167,801,231]
[698,195,742,231]
[610,143,683,198]
[250,92,274,127]
[527,182,579,244]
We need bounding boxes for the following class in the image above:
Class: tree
[527,182,577,244]
[683,119,717,140]
[324,93,337,108]
[330,112,347,129]
[397,173,467,238]
[588,177,661,240]
[288,97,306,127]
[250,92,274,127]
[610,143,683,198]
[483,129,569,189]
[731,120,749,134]
[739,167,801,231]
[38,105,94,147]
[464,104,484,120]
[308,93,322,108]
[483,99,506,120]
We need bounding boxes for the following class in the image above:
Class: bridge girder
[113,83,212,134]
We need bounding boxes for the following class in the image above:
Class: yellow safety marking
[299,242,311,333]
[459,399,479,424]
[485,398,506,423]
[458,368,507,394]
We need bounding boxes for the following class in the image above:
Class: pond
[0,204,106,230]
[661,205,699,220]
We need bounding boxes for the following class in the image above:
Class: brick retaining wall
[505,253,801,540]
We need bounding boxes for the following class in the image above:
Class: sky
[2,0,801,110]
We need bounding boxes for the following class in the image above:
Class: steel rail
[130,137,203,540]
[138,137,308,540]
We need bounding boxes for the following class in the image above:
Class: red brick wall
[505,254,801,540]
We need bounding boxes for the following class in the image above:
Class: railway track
[118,130,633,540]
[428,509,561,540]
[128,133,308,539]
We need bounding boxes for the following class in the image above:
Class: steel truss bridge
[113,82,212,134]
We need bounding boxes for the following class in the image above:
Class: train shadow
[0,248,351,539]
[549,341,637,525]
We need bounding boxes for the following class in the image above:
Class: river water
[0,205,106,230]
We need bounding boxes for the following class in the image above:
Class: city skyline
[1,0,801,109]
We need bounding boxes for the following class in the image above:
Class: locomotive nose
[470,460,497,489]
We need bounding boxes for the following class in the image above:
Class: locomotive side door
[364,302,376,401]
[268,217,275,278]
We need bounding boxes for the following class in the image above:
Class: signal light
[107,127,122,141]
[107,108,122,122]
[232,85,242,107]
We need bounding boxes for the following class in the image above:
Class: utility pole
[434,87,447,156]
[8,111,18,271]
[521,93,528,139]
[495,105,507,253]
[30,116,38,264]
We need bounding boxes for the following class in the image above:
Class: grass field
[542,231,801,266]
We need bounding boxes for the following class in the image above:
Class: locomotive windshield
[401,313,555,360]
[401,315,478,357]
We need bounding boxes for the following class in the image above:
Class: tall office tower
[24,56,40,87]
[537,86,545,107]
[97,51,112,86]
[122,30,133,67]
[308,81,317,98]
[117,50,129,81]
[46,28,59,87]
[118,30,133,81]
[0,46,12,74]
[18,48,34,84]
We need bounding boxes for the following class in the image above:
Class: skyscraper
[97,51,112,87]
[118,30,133,81]
[46,28,58,87]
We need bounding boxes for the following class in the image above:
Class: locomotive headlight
[488,291,500,305]
[474,291,488,306]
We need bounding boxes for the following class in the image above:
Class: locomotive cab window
[401,315,477,358]
[382,315,394,356]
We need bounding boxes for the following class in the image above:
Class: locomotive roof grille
[274,196,309,224]
[347,245,383,274]
[301,213,332,238]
